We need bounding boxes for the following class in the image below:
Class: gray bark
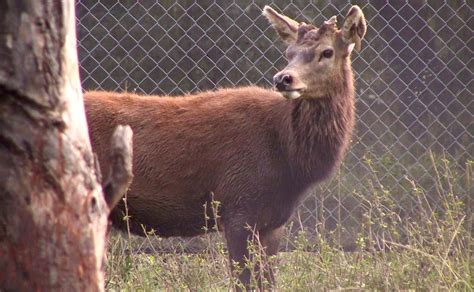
[0,1,132,290]
[102,125,134,210]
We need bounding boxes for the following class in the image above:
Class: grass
[104,151,473,290]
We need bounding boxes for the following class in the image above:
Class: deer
[84,5,366,290]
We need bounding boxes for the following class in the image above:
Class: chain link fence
[76,0,473,251]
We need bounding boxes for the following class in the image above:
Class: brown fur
[84,5,366,289]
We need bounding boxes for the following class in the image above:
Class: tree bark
[0,1,119,290]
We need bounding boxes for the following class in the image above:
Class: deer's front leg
[224,223,253,291]
[257,226,284,289]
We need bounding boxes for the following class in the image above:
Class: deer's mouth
[280,88,304,99]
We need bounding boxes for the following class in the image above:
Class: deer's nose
[273,73,293,91]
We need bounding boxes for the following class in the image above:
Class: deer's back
[84,87,293,236]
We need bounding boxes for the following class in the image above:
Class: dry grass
[104,152,473,290]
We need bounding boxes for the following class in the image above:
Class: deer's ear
[263,6,299,44]
[341,5,366,52]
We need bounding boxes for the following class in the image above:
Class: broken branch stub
[102,125,133,211]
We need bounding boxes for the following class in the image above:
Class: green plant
[104,150,473,290]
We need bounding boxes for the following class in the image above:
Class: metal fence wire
[76,0,473,251]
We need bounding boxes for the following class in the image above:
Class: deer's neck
[285,70,355,185]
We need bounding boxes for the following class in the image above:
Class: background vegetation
[105,151,472,290]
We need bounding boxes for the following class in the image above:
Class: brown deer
[84,5,366,289]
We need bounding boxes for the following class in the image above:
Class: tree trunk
[0,1,113,290]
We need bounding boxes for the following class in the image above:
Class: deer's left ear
[341,5,367,52]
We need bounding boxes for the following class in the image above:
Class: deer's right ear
[263,6,299,44]
[341,5,366,52]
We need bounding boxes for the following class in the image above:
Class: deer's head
[263,5,366,99]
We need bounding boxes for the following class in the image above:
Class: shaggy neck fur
[283,61,355,185]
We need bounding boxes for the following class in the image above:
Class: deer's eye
[321,49,333,59]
